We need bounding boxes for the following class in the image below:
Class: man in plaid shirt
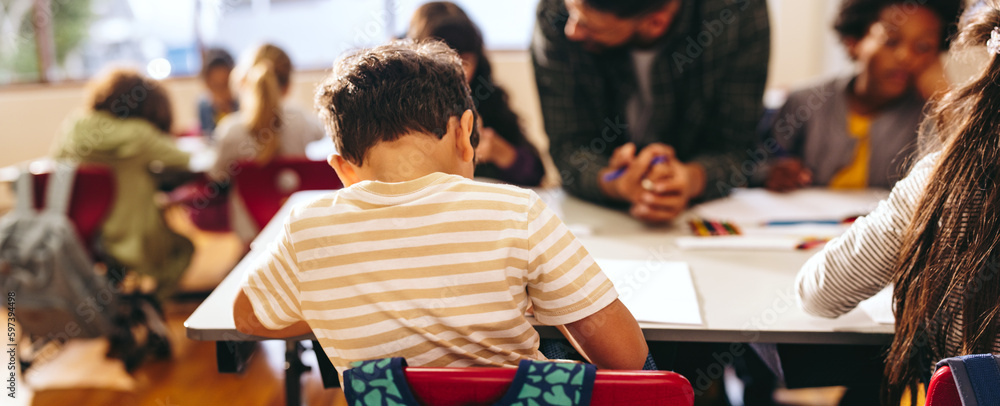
[532,0,770,223]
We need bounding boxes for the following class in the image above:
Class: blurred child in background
[765,0,962,191]
[409,2,546,186]
[198,48,239,137]
[54,68,193,299]
[209,43,326,240]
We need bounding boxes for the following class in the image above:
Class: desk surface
[185,188,894,345]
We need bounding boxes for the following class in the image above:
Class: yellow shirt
[901,383,926,406]
[829,112,873,189]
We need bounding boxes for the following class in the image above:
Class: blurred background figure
[209,43,326,241]
[408,1,546,186]
[198,47,239,137]
[52,68,193,300]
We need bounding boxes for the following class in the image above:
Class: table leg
[216,341,257,374]
[285,340,312,406]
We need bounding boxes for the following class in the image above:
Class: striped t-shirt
[242,172,618,373]
[796,152,1000,355]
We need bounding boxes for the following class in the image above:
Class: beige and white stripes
[242,172,617,373]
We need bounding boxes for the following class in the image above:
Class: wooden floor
[18,299,845,406]
[24,301,348,406]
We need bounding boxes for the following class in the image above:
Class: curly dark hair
[86,68,173,133]
[833,0,964,51]
[315,40,479,166]
[200,47,235,79]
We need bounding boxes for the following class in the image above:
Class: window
[0,0,539,85]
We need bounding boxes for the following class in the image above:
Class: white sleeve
[795,153,938,318]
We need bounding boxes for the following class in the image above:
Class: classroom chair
[341,357,694,406]
[405,367,694,405]
[29,162,115,255]
[232,158,343,230]
[926,354,1000,406]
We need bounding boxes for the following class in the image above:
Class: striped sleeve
[795,153,938,318]
[525,191,617,325]
[241,220,305,330]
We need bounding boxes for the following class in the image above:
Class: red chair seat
[404,367,694,406]
[30,164,115,254]
[926,365,962,406]
[233,158,342,229]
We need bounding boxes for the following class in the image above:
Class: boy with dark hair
[232,40,648,374]
[198,47,238,135]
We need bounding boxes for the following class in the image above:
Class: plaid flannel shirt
[531,0,771,203]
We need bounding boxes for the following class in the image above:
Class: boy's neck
[360,133,461,183]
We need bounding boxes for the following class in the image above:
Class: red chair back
[926,365,962,406]
[233,158,342,229]
[30,164,116,252]
[403,367,694,406]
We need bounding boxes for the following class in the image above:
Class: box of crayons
[688,218,742,236]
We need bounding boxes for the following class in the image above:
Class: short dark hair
[583,0,674,18]
[315,40,478,166]
[87,68,173,133]
[833,0,964,51]
[201,47,235,78]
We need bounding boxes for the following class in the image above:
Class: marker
[708,220,727,236]
[766,219,842,226]
[796,238,831,250]
[722,222,742,236]
[689,219,711,236]
[603,155,669,182]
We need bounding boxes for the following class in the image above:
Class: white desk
[185,188,893,345]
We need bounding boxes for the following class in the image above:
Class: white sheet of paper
[674,236,802,251]
[859,287,894,325]
[690,188,889,225]
[596,259,703,325]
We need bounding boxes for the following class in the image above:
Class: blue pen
[603,155,669,182]
[765,219,843,226]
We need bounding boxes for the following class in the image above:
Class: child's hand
[475,128,517,169]
[766,158,812,192]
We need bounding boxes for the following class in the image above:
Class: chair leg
[285,340,311,406]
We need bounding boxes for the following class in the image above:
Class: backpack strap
[495,360,596,406]
[960,354,1000,406]
[342,358,420,406]
[13,169,34,215]
[43,162,77,216]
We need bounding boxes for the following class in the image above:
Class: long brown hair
[241,44,292,164]
[886,3,1000,404]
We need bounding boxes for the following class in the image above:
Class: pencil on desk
[795,238,831,250]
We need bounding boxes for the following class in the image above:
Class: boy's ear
[456,109,476,163]
[328,154,360,187]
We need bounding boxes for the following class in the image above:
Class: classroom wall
[0,0,983,170]
[0,52,551,172]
